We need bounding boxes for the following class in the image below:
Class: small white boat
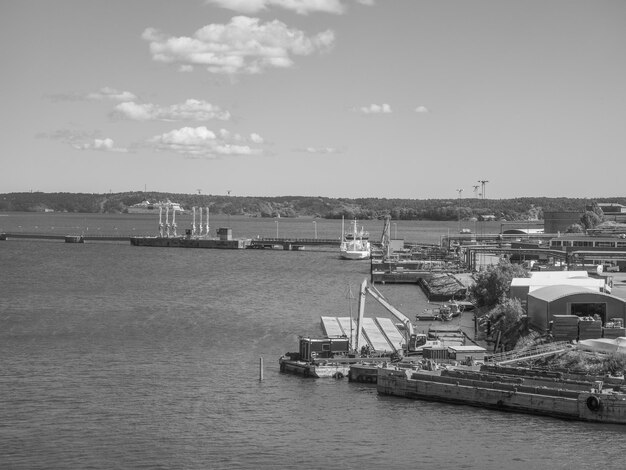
[340,219,371,260]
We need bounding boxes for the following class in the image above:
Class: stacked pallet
[551,315,579,341]
[603,327,626,339]
[578,318,602,340]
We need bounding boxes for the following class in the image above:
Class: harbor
[278,274,626,424]
[4,210,626,470]
[4,212,626,416]
[5,0,626,464]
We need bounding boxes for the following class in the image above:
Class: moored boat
[340,218,371,260]
[279,336,353,378]
[64,234,84,243]
[417,300,472,321]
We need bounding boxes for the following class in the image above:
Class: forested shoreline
[1,191,624,222]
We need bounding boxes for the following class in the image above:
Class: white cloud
[206,0,375,14]
[205,0,346,14]
[46,87,138,102]
[86,87,138,101]
[299,146,340,154]
[113,99,231,122]
[148,126,264,157]
[142,16,335,74]
[250,133,264,144]
[355,103,392,114]
[76,138,129,153]
[39,129,128,153]
[415,105,430,113]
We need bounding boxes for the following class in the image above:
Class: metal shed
[527,285,626,333]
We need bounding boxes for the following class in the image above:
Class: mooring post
[259,357,264,381]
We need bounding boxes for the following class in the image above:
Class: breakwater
[1,232,343,250]
[1,232,129,242]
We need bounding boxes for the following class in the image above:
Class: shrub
[469,259,529,308]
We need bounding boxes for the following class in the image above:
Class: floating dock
[377,365,626,424]
[130,226,251,249]
[130,236,250,249]
[371,269,435,284]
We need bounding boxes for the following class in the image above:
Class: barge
[377,365,626,424]
[279,336,367,378]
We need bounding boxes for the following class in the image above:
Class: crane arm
[363,283,414,337]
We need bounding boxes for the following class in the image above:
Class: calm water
[1,213,624,469]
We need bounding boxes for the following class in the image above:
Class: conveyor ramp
[336,317,357,340]
[321,316,399,352]
[320,316,345,337]
[375,317,404,351]
[360,317,393,352]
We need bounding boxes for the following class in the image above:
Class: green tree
[487,298,525,337]
[579,202,604,230]
[580,211,602,230]
[565,223,584,233]
[469,260,529,308]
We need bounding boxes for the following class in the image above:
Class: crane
[356,279,438,354]
[358,280,414,337]
[478,180,489,199]
[380,216,391,258]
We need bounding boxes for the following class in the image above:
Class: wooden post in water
[259,357,264,381]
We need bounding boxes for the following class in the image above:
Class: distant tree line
[1,191,624,222]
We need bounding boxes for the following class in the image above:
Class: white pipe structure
[205,206,210,236]
[158,206,164,238]
[172,208,178,237]
[165,206,170,238]
[198,207,203,236]
[341,216,345,240]
[191,207,197,236]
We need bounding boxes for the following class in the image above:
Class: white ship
[340,218,371,260]
[127,200,185,214]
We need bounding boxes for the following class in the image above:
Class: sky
[1,0,625,199]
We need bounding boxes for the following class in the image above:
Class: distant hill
[1,191,624,222]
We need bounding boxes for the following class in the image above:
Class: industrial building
[509,271,610,309]
[526,285,626,334]
[543,211,582,233]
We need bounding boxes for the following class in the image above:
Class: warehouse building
[526,285,626,333]
[509,271,610,310]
